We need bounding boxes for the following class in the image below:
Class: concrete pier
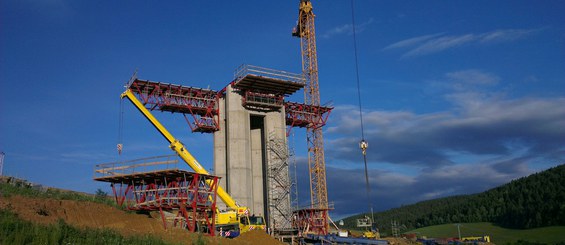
[213,65,304,228]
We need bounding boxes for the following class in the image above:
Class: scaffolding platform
[233,64,305,96]
[127,78,220,133]
[284,101,333,135]
[94,155,219,235]
[95,168,204,185]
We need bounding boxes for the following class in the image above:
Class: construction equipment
[292,0,331,235]
[120,87,265,237]
[462,236,491,243]
[357,215,380,239]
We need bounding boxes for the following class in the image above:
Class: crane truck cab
[216,209,266,238]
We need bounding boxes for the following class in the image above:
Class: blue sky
[1,1,564,220]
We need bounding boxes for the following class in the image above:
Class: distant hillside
[342,164,565,235]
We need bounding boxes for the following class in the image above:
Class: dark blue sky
[1,0,564,219]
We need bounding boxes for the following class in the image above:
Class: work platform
[126,77,220,133]
[124,65,330,133]
[230,65,306,111]
[94,155,219,235]
[285,101,332,132]
[232,64,305,96]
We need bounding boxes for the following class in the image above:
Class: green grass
[407,222,565,245]
[0,181,117,207]
[0,209,176,245]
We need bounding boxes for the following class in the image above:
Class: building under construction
[94,0,349,241]
[110,64,331,232]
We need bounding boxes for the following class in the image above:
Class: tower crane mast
[293,0,329,221]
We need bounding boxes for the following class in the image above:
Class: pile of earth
[0,195,284,245]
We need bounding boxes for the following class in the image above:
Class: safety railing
[234,64,305,84]
[94,155,179,179]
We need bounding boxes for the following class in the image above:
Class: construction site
[89,0,387,244]
[6,0,564,244]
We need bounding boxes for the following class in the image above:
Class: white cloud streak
[384,28,539,58]
[383,33,444,50]
[403,34,476,57]
[322,18,374,39]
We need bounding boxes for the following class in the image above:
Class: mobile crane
[120,87,265,237]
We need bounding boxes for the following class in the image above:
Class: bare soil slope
[0,195,284,245]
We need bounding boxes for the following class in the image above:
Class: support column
[225,86,253,208]
[214,99,227,188]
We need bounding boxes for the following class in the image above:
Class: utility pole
[0,152,5,176]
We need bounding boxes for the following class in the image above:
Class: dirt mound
[0,195,280,245]
[235,230,285,244]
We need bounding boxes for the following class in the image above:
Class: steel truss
[292,0,331,235]
[128,78,220,133]
[292,207,331,236]
[111,171,217,235]
[94,156,219,235]
[284,101,332,135]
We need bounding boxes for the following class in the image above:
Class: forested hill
[342,164,565,234]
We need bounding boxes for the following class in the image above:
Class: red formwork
[95,165,219,235]
[128,79,221,133]
[284,101,333,135]
[292,207,330,236]
[241,90,285,111]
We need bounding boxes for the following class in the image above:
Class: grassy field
[0,209,178,245]
[407,222,565,245]
[0,180,116,207]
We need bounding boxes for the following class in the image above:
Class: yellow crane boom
[121,89,244,213]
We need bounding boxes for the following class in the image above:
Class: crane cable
[117,98,124,157]
[350,0,375,228]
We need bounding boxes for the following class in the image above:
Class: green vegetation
[0,181,117,207]
[343,164,565,234]
[408,222,565,245]
[0,209,174,245]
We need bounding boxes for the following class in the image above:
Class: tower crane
[292,0,330,233]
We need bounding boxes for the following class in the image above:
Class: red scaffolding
[128,79,220,133]
[94,156,219,235]
[231,64,305,111]
[284,101,332,135]
[292,207,331,236]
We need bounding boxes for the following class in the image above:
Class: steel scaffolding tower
[266,133,292,230]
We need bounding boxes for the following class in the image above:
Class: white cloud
[322,18,374,39]
[324,159,535,216]
[384,28,540,58]
[479,29,539,43]
[445,69,500,86]
[327,93,565,166]
[403,34,476,57]
[383,33,443,50]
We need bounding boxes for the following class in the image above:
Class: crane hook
[359,139,368,156]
